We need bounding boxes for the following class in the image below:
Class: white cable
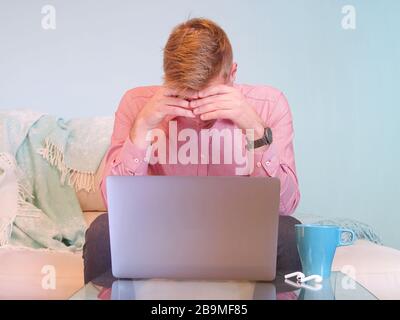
[300,274,323,283]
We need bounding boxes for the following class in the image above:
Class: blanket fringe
[37,138,96,193]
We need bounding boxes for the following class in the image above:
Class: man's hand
[191,85,266,139]
[130,87,194,148]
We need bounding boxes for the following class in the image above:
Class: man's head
[163,18,236,98]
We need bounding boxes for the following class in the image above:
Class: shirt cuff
[252,143,280,177]
[112,138,149,175]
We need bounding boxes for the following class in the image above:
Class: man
[83,18,301,283]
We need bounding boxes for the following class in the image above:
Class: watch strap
[246,127,272,150]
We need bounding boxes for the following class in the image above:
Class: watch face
[247,127,272,149]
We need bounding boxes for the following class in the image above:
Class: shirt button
[134,158,139,163]
[265,161,271,166]
[256,162,262,168]
[128,170,135,176]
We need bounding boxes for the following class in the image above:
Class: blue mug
[295,224,356,278]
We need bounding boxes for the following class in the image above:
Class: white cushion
[0,247,83,299]
[332,240,400,299]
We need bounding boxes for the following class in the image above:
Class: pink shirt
[101,84,300,215]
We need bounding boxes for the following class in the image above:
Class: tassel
[37,138,97,193]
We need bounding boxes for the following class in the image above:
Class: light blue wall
[1,1,399,248]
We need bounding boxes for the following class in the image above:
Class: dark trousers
[83,214,302,284]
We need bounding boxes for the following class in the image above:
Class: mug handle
[338,228,356,246]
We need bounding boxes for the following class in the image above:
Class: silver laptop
[106,176,280,281]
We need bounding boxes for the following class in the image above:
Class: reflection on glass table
[70,271,377,300]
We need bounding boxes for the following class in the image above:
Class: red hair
[163,18,233,92]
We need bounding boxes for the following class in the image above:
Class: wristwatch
[246,127,273,150]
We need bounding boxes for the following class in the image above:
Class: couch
[1,157,400,299]
[0,157,107,299]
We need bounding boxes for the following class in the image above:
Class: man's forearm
[129,117,153,150]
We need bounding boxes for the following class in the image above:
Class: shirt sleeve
[249,93,300,215]
[110,138,150,176]
[100,91,150,208]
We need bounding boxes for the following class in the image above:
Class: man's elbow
[279,189,301,216]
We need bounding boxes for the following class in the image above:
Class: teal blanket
[0,110,113,250]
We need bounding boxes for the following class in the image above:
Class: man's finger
[193,102,231,115]
[163,106,195,118]
[198,84,233,98]
[190,95,228,108]
[163,97,190,109]
[199,110,231,121]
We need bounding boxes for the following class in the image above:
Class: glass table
[70,271,377,300]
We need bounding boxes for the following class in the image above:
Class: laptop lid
[107,176,280,281]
